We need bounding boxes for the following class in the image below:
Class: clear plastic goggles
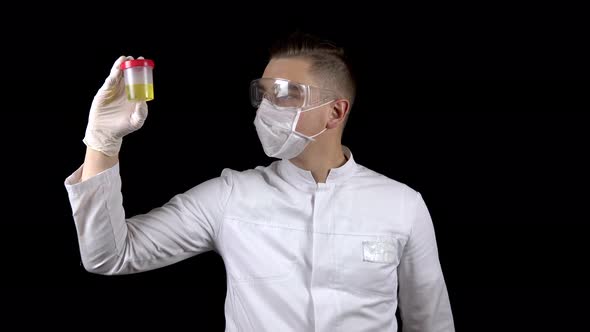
[250,78,341,109]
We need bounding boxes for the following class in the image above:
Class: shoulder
[351,162,419,199]
[349,162,430,222]
[181,163,275,207]
[350,163,431,233]
[219,162,275,182]
[213,161,282,192]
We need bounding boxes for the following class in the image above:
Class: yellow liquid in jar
[125,83,154,101]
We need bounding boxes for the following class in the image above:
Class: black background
[3,4,588,331]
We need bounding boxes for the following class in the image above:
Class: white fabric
[64,146,454,331]
[253,99,328,159]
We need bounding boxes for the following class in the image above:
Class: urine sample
[120,59,155,101]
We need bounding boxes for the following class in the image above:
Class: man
[65,32,455,331]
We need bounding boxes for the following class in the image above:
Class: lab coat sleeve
[398,190,455,332]
[64,162,233,275]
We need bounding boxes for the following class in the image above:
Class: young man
[65,33,455,331]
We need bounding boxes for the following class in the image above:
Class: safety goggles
[250,78,341,109]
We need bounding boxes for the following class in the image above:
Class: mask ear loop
[299,100,334,113]
[291,110,302,132]
[292,100,335,140]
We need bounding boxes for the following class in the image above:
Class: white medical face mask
[254,99,332,159]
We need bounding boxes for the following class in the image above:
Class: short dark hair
[269,32,356,127]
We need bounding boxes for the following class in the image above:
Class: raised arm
[64,56,233,275]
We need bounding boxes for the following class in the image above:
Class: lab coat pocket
[334,234,407,297]
[220,218,298,284]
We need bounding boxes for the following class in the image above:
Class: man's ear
[326,99,350,130]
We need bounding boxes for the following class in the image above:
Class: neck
[288,134,347,184]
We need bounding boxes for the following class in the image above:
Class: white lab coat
[64,146,454,331]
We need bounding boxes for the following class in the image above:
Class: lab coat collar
[278,145,357,188]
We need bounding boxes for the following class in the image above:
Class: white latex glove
[83,55,149,156]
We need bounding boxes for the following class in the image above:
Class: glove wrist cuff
[83,128,122,157]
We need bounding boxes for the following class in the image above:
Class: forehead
[262,57,318,86]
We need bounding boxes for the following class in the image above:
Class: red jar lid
[120,59,155,70]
